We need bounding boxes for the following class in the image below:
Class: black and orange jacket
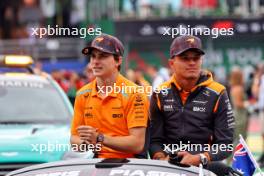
[149,71,235,161]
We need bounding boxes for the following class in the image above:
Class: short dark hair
[114,55,121,71]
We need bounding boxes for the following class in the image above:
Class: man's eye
[100,54,109,57]
[180,55,201,60]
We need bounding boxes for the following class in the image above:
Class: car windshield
[0,79,72,123]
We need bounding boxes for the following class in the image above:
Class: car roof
[7,158,215,176]
[0,73,51,83]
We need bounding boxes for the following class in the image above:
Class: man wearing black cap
[149,35,234,167]
[70,34,149,158]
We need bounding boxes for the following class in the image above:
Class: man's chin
[93,72,104,77]
[184,74,200,80]
[94,73,112,80]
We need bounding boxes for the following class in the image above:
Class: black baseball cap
[170,35,205,58]
[82,34,124,56]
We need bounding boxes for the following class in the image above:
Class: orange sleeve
[70,94,85,136]
[126,93,149,129]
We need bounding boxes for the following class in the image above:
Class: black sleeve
[149,93,166,157]
[209,90,235,161]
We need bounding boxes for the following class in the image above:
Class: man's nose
[187,58,197,64]
[91,56,100,63]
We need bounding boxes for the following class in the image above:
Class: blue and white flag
[232,135,263,176]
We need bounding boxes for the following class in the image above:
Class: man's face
[85,64,95,82]
[169,50,203,80]
[90,49,121,78]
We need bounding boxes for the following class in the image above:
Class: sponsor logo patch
[163,105,174,111]
[193,106,206,112]
[112,113,123,118]
[160,89,169,96]
[164,99,175,102]
[192,100,208,104]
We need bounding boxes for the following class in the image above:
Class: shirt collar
[171,74,198,92]
[171,74,183,91]
[91,73,123,98]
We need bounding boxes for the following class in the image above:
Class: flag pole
[239,134,264,176]
[199,163,204,176]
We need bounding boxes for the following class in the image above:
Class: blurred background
[0,0,264,171]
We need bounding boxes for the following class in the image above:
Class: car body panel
[6,159,217,176]
[0,124,70,163]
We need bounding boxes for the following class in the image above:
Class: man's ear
[168,59,174,68]
[117,57,122,66]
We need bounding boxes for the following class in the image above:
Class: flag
[232,135,263,176]
[232,143,256,175]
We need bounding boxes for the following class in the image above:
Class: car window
[0,79,71,123]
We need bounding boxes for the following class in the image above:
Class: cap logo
[186,38,195,44]
[83,48,89,54]
[95,37,104,42]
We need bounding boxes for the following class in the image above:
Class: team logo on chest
[163,104,174,111]
[112,113,124,118]
[202,90,210,97]
[160,89,169,96]
[193,106,206,112]
[164,99,175,102]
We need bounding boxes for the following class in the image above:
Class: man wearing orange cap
[70,34,149,158]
